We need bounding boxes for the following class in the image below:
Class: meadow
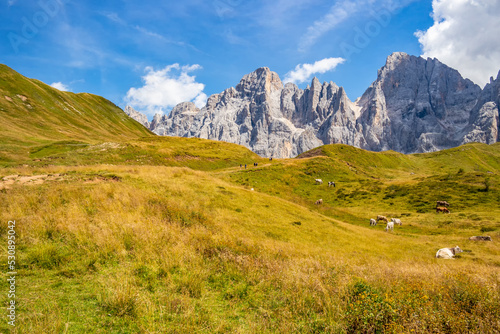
[0,140,499,333]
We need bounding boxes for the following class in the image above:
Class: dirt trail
[214,162,289,175]
[0,174,63,189]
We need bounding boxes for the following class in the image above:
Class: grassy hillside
[0,64,263,170]
[0,142,499,332]
[225,143,500,239]
[1,164,499,333]
[23,136,264,171]
[0,65,499,332]
[0,64,153,163]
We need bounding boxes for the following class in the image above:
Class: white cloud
[416,0,500,86]
[284,57,346,84]
[50,82,69,91]
[125,64,207,116]
[193,93,208,109]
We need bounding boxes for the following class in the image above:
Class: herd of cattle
[312,178,493,259]
[369,215,402,232]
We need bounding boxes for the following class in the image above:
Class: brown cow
[436,207,450,214]
[469,236,492,241]
[376,215,388,223]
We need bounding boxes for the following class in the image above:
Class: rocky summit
[127,52,500,158]
[124,106,150,129]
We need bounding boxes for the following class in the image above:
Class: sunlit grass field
[0,140,499,333]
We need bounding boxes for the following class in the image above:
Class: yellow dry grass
[0,164,499,333]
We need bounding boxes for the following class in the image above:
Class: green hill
[0,64,153,163]
[226,142,500,234]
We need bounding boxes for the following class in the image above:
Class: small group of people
[239,157,274,169]
[239,162,263,169]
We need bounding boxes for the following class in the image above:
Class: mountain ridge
[129,52,500,158]
[0,64,153,163]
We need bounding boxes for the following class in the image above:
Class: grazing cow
[391,218,402,226]
[469,236,492,241]
[384,221,394,232]
[436,207,450,214]
[315,179,323,185]
[315,199,323,205]
[437,201,450,207]
[377,215,388,223]
[369,218,377,226]
[436,246,463,259]
[328,181,336,187]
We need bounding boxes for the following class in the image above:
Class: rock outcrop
[462,71,500,145]
[125,53,500,158]
[357,52,483,153]
[124,106,150,129]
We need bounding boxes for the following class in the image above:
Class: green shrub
[345,280,397,333]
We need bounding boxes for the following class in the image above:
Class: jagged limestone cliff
[126,53,500,158]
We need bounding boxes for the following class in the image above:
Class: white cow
[436,246,463,259]
[391,218,402,226]
[315,179,323,185]
[384,221,394,232]
[369,218,377,226]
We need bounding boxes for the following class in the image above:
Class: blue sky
[2,0,500,118]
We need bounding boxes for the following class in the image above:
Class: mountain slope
[0,64,153,162]
[133,53,500,158]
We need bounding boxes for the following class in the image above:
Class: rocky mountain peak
[124,105,150,128]
[490,70,500,84]
[311,76,321,88]
[236,67,283,97]
[385,52,410,66]
[150,113,163,128]
[170,102,199,116]
[132,53,499,158]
